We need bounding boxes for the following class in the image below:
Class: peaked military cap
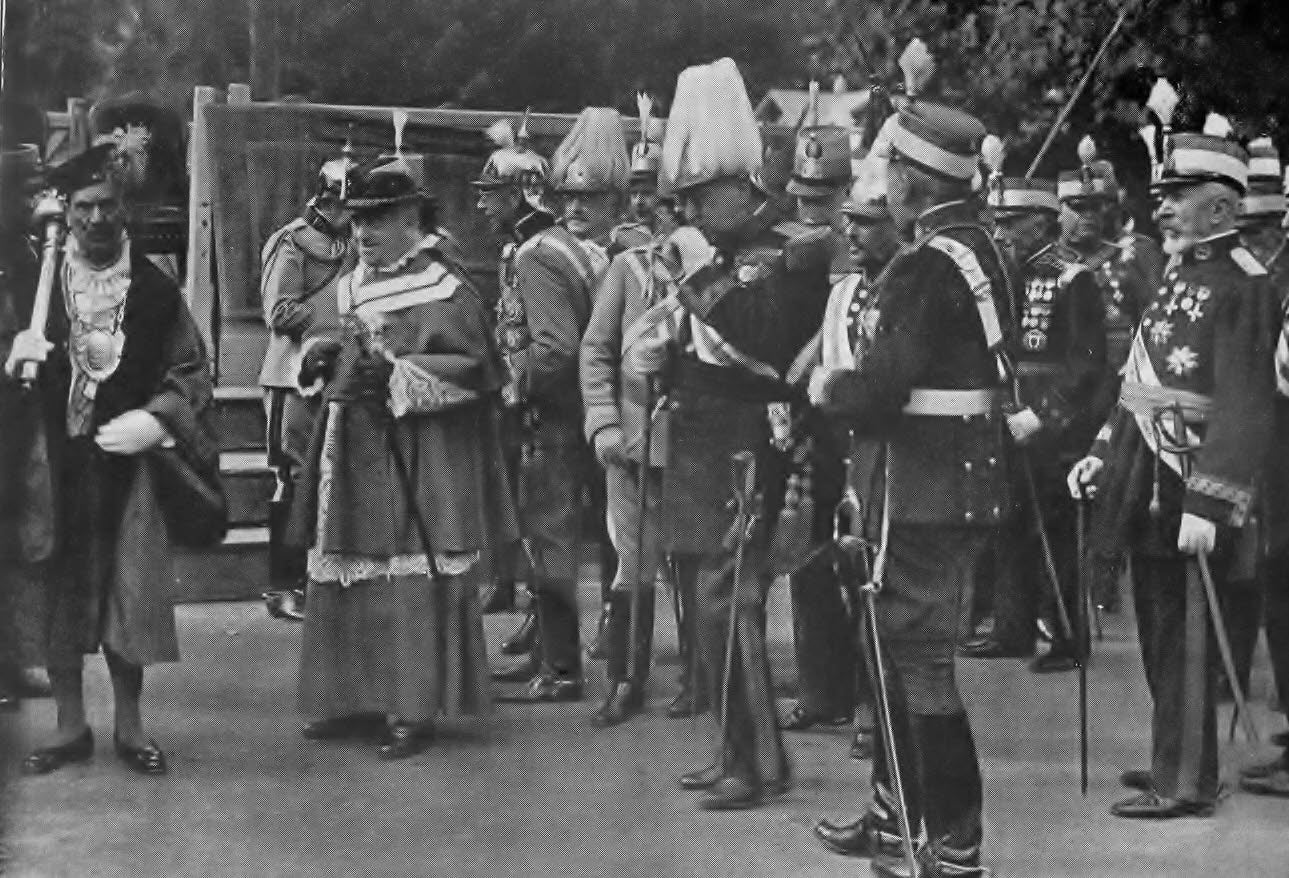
[889,101,984,182]
[785,125,852,198]
[989,177,1060,216]
[1151,132,1248,194]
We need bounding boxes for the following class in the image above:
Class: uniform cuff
[1184,472,1254,528]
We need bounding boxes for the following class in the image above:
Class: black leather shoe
[378,723,433,760]
[1240,768,1289,797]
[1239,753,1287,781]
[1119,768,1152,791]
[302,713,388,740]
[491,655,540,683]
[814,815,889,859]
[22,728,94,775]
[1030,649,1078,674]
[679,764,724,790]
[264,589,305,622]
[522,674,583,703]
[872,844,984,878]
[666,685,709,718]
[586,604,611,661]
[500,612,537,656]
[114,735,167,776]
[850,729,875,761]
[591,680,645,727]
[699,775,763,810]
[779,702,850,732]
[480,580,516,614]
[958,637,1033,659]
[1110,790,1214,819]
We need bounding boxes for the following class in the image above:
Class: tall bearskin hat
[550,107,630,194]
[660,58,762,195]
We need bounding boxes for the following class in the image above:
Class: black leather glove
[270,299,315,341]
[299,339,343,387]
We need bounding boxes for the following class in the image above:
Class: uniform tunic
[290,238,516,721]
[1088,230,1277,804]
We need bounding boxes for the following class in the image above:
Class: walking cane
[718,451,759,772]
[626,378,659,683]
[1075,489,1091,796]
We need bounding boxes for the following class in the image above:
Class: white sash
[1121,329,1202,478]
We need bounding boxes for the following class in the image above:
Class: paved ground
[3,579,1289,878]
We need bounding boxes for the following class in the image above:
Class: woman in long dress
[288,153,516,759]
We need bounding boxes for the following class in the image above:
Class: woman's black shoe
[114,735,167,776]
[22,728,94,775]
[378,723,433,760]
[679,764,724,790]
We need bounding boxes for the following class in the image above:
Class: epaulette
[1230,245,1268,277]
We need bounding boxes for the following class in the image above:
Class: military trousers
[864,526,987,855]
[789,553,865,719]
[513,416,585,675]
[1132,552,1219,804]
[603,462,664,594]
[1262,550,1289,717]
[694,542,788,787]
[990,469,1080,651]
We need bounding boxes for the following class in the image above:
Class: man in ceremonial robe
[6,142,216,778]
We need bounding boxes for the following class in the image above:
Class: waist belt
[674,358,790,403]
[1015,361,1064,378]
[902,388,998,417]
[1118,381,1213,423]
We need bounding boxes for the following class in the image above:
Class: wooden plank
[186,86,219,359]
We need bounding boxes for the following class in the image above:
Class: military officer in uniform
[1058,140,1163,615]
[476,117,600,702]
[1069,131,1278,819]
[550,108,628,662]
[809,99,1009,878]
[608,94,670,255]
[630,58,831,809]
[773,123,861,736]
[1238,139,1289,799]
[257,153,356,622]
[961,174,1107,673]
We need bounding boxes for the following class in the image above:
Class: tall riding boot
[524,586,583,702]
[594,589,655,727]
[669,556,710,718]
[905,712,984,875]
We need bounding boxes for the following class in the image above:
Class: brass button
[964,461,973,472]
[992,505,1001,517]
[964,511,975,522]
[988,457,997,467]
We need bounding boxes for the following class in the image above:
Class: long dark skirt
[298,571,492,723]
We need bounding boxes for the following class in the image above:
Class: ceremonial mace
[20,191,68,387]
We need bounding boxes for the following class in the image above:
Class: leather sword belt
[1015,361,1064,377]
[902,387,998,417]
[674,358,790,403]
[1118,381,1213,423]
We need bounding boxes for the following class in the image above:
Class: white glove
[4,329,54,378]
[1006,407,1043,445]
[808,367,836,407]
[1067,455,1103,499]
[593,426,629,469]
[1177,512,1217,555]
[96,410,171,456]
[667,227,715,278]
